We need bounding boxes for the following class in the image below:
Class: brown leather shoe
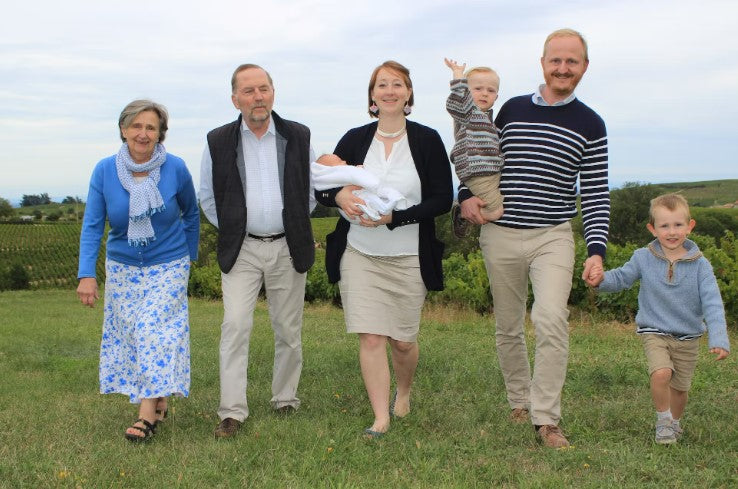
[214,417,242,438]
[536,425,570,448]
[510,407,529,423]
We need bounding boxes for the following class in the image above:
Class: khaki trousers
[218,237,306,422]
[479,222,574,426]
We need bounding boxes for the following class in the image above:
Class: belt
[247,232,285,242]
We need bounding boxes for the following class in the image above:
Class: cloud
[1,0,737,202]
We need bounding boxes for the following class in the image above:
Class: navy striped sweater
[461,94,610,257]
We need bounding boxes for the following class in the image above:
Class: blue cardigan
[598,239,730,351]
[78,153,200,278]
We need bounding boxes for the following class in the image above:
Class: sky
[1,0,737,204]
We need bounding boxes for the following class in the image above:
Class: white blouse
[348,135,421,256]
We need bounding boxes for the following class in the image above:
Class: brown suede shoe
[536,425,570,448]
[214,417,242,438]
[510,407,529,423]
[275,405,296,415]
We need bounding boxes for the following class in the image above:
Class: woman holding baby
[316,60,452,438]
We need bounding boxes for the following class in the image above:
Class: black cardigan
[316,121,453,291]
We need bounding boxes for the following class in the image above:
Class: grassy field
[650,179,738,208]
[1,290,736,488]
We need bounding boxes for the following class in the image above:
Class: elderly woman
[77,100,199,442]
[317,61,453,438]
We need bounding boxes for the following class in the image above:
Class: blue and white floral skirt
[100,256,191,403]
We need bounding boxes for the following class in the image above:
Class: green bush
[188,263,222,299]
[429,251,491,313]
[0,263,30,291]
[305,247,339,304]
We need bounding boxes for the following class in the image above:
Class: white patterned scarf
[115,143,167,246]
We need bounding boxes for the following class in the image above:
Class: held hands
[444,58,466,80]
[709,347,729,360]
[582,255,604,287]
[77,277,99,308]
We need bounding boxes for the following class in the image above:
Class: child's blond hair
[464,66,500,87]
[649,193,691,225]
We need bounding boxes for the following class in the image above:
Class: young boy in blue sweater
[588,193,730,444]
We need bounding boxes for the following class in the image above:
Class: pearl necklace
[376,126,406,138]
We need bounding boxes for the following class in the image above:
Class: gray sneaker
[655,419,676,444]
[671,420,683,439]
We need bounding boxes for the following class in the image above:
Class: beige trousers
[479,222,574,426]
[218,237,306,422]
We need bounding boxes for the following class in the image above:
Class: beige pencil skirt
[339,245,427,342]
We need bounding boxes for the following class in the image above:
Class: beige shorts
[640,334,699,392]
[465,173,503,212]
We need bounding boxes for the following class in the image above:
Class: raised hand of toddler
[444,58,466,80]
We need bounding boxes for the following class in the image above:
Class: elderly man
[459,29,609,447]
[200,64,316,438]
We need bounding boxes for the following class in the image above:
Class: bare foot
[392,391,411,418]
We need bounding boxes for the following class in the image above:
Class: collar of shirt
[532,84,577,107]
[240,116,276,137]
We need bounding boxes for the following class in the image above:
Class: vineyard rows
[0,223,107,289]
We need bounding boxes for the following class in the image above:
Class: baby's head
[466,67,500,112]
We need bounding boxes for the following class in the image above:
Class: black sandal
[124,418,156,442]
[156,407,168,424]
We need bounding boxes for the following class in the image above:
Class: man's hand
[582,255,604,287]
[459,196,490,226]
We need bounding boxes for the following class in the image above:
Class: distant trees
[608,182,660,246]
[21,193,51,207]
[0,197,13,219]
[607,182,738,246]
[62,196,83,204]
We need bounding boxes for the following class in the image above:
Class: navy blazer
[316,120,453,291]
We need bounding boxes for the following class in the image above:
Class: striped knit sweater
[460,94,609,257]
[446,78,504,181]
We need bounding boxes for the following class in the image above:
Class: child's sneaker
[671,420,683,439]
[451,203,469,238]
[655,418,676,444]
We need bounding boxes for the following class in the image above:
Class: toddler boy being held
[445,58,504,237]
[588,193,730,444]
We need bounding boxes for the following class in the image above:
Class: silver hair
[118,99,169,143]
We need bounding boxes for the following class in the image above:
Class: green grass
[1,290,737,488]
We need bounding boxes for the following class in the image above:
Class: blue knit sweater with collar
[597,239,730,351]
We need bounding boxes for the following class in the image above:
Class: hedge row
[189,229,738,329]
